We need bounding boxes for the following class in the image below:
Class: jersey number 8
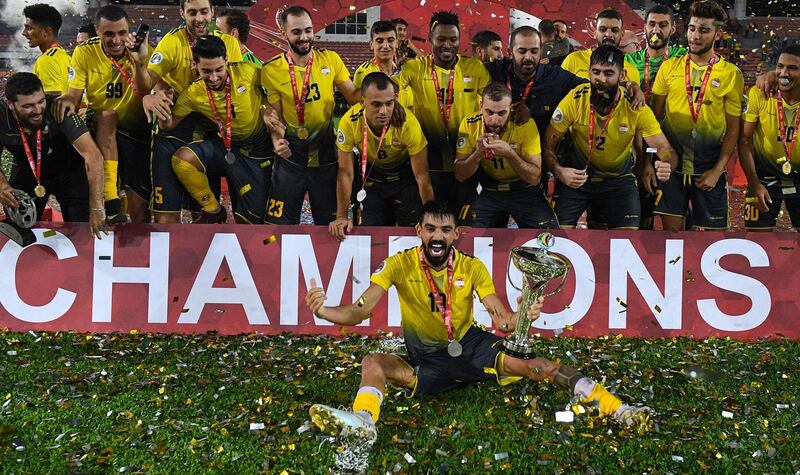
[106,82,123,99]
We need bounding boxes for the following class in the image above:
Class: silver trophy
[502,236,571,359]
[0,189,37,247]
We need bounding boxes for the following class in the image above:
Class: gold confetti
[263,235,277,245]
[42,229,56,237]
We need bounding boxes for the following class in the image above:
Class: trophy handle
[541,269,569,299]
[506,253,523,292]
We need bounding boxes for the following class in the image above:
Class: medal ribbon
[431,63,456,130]
[643,47,669,98]
[372,58,397,76]
[360,116,388,181]
[13,115,42,187]
[685,54,717,123]
[104,50,144,99]
[506,62,535,104]
[418,246,455,342]
[587,93,620,164]
[204,74,233,153]
[777,91,800,161]
[287,51,314,129]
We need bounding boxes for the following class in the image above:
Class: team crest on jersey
[552,108,564,123]
[336,130,346,144]
[711,79,720,88]
[619,125,629,133]
[372,260,386,274]
[321,67,330,75]
[67,67,75,81]
[457,136,467,148]
[149,52,163,65]
[454,277,465,288]
[237,85,246,93]
[463,76,472,83]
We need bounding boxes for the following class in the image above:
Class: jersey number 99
[106,82,123,99]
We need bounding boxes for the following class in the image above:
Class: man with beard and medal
[353,21,413,111]
[23,4,70,96]
[329,72,433,240]
[396,11,491,223]
[739,45,800,231]
[131,0,244,224]
[650,0,743,231]
[544,45,676,230]
[153,36,271,224]
[0,73,105,238]
[454,82,557,228]
[261,5,360,225]
[625,4,688,229]
[303,199,649,455]
[58,6,155,224]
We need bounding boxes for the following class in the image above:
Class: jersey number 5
[106,82,123,99]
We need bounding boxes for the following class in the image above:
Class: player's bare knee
[172,147,203,171]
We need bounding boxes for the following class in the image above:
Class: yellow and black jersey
[744,86,800,176]
[353,60,413,109]
[551,84,662,175]
[651,54,743,174]
[456,113,541,185]
[370,246,495,351]
[148,27,243,94]
[172,63,265,141]
[68,38,152,130]
[396,55,491,171]
[561,48,641,85]
[33,45,70,95]
[336,103,427,170]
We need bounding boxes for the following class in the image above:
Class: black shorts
[553,173,640,229]
[401,325,509,397]
[653,172,729,229]
[12,157,89,222]
[472,185,558,228]
[357,173,422,226]
[150,115,203,213]
[431,172,478,226]
[265,158,337,225]
[182,133,271,224]
[117,128,152,202]
[744,175,800,229]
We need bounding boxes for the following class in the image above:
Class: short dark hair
[23,4,62,36]
[95,5,129,25]
[510,25,540,47]
[217,8,251,44]
[192,35,227,62]
[392,18,408,27]
[429,11,459,33]
[539,20,555,37]
[360,72,398,95]
[590,44,625,70]
[471,30,501,53]
[370,20,396,39]
[553,19,568,27]
[279,5,312,28]
[180,0,212,11]
[482,82,512,103]
[779,44,800,61]
[419,198,454,224]
[689,0,727,26]
[5,72,43,102]
[78,21,97,37]
[645,4,675,23]
[596,7,624,24]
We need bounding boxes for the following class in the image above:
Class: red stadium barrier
[1,223,797,340]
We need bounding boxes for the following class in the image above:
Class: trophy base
[501,338,538,360]
[0,221,36,247]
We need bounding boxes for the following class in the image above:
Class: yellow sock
[586,383,622,416]
[171,156,219,212]
[104,160,119,201]
[352,388,382,423]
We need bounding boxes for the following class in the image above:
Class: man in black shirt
[0,73,105,238]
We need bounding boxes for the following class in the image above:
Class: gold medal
[34,184,46,198]
[297,126,309,140]
[783,161,793,175]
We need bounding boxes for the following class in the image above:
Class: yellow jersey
[68,38,152,130]
[370,246,496,352]
[33,45,70,95]
[397,55,491,171]
[148,27,243,94]
[336,103,427,172]
[353,60,413,109]
[744,86,800,176]
[551,84,662,175]
[456,113,541,186]
[651,54,743,174]
[561,48,641,85]
[172,63,265,141]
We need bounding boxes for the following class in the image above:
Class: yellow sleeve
[636,105,663,138]
[67,47,88,90]
[550,93,574,134]
[35,55,66,94]
[261,64,282,105]
[402,112,428,156]
[651,59,670,96]
[353,66,365,89]
[396,59,415,89]
[625,63,640,86]
[744,86,763,123]
[335,107,357,152]
[222,34,244,63]
[520,121,541,157]
[474,60,491,94]
[560,52,577,75]
[172,88,194,118]
[470,256,496,301]
[456,116,477,156]
[724,68,744,117]
[148,35,177,79]
[370,255,399,291]
[331,51,351,85]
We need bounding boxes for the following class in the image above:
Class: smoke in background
[0,0,87,71]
